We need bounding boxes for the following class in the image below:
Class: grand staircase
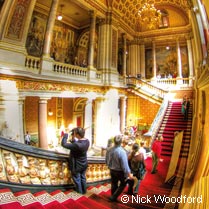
[0,177,176,209]
[0,101,193,209]
[0,184,111,209]
[158,101,192,158]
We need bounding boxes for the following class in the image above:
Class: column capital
[122,33,126,38]
[89,10,97,17]
[120,96,127,100]
[39,98,50,104]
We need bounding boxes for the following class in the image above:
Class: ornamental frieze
[16,80,103,94]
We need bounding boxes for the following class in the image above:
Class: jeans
[71,169,87,194]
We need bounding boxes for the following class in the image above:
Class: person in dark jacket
[61,127,89,194]
[127,143,146,195]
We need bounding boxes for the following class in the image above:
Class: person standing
[151,135,163,174]
[184,97,190,120]
[61,127,89,194]
[24,131,31,145]
[181,95,187,117]
[139,141,147,160]
[127,143,146,195]
[105,135,133,202]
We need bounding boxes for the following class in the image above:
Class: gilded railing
[0,137,110,192]
[127,77,168,104]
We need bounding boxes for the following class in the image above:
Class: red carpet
[89,155,172,209]
[0,101,191,209]
[14,190,45,209]
[159,101,192,157]
[33,190,68,209]
[50,190,88,209]
[89,101,191,208]
[0,188,23,209]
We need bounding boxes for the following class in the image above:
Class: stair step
[156,101,192,158]
[76,196,110,209]
[14,190,45,208]
[33,190,68,209]
[0,188,23,209]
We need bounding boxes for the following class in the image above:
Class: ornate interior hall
[0,0,209,208]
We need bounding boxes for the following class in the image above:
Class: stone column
[128,41,140,76]
[140,44,145,79]
[38,98,48,149]
[84,99,93,147]
[18,98,25,143]
[122,33,127,77]
[88,10,96,68]
[120,97,127,133]
[93,97,105,147]
[0,0,13,39]
[0,80,21,141]
[187,37,194,86]
[152,41,157,79]
[176,39,182,78]
[42,0,59,57]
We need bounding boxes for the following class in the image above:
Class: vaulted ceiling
[37,0,192,32]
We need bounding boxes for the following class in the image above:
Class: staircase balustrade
[0,137,110,193]
[144,98,169,147]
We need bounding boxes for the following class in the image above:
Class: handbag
[137,163,146,180]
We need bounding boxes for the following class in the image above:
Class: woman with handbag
[127,143,146,195]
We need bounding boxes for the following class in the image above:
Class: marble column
[176,39,182,78]
[128,41,140,76]
[93,97,105,147]
[122,34,127,77]
[38,98,48,149]
[140,44,145,79]
[84,99,93,147]
[0,0,13,39]
[120,97,127,133]
[152,41,157,79]
[88,10,96,68]
[187,38,194,86]
[42,0,59,58]
[18,98,25,143]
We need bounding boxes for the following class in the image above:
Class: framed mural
[26,12,47,57]
[145,46,188,79]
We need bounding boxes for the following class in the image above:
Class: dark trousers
[110,170,127,200]
[152,152,159,173]
[184,108,189,120]
[71,169,87,194]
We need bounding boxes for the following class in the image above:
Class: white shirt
[139,147,147,160]
[25,134,31,142]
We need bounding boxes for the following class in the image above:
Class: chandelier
[138,1,161,30]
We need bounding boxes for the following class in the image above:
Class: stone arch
[73,98,87,127]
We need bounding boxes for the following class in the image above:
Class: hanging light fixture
[138,1,161,30]
[57,4,64,21]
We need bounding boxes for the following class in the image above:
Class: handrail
[144,97,169,147]
[0,137,110,192]
[127,77,168,102]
